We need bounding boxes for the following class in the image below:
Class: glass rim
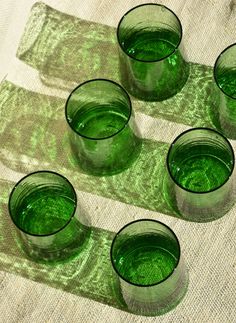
[8,170,77,237]
[110,219,181,287]
[65,78,132,140]
[213,43,236,100]
[166,127,235,194]
[116,3,183,63]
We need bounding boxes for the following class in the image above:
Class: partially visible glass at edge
[213,43,236,139]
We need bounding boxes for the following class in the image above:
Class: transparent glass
[65,79,142,176]
[117,4,189,101]
[8,171,91,262]
[167,128,235,222]
[214,43,236,139]
[110,219,188,316]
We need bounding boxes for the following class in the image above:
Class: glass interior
[65,79,131,139]
[167,128,234,193]
[9,171,76,236]
[214,44,236,99]
[117,4,182,62]
[111,220,180,286]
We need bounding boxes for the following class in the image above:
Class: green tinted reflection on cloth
[17,2,218,128]
[0,80,176,217]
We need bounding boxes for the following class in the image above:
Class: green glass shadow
[1,81,229,221]
[0,2,232,313]
[16,2,218,129]
[0,81,179,218]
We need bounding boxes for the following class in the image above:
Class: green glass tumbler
[8,171,91,262]
[214,43,236,139]
[167,128,235,222]
[110,219,188,316]
[117,4,189,101]
[65,79,141,176]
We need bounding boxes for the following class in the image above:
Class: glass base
[69,137,142,176]
[119,53,190,102]
[123,267,189,316]
[18,225,91,263]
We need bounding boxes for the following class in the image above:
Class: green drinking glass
[214,43,236,139]
[167,128,235,222]
[110,219,188,316]
[117,3,189,101]
[8,171,91,262]
[65,79,142,176]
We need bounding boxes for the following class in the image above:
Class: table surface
[0,1,236,322]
